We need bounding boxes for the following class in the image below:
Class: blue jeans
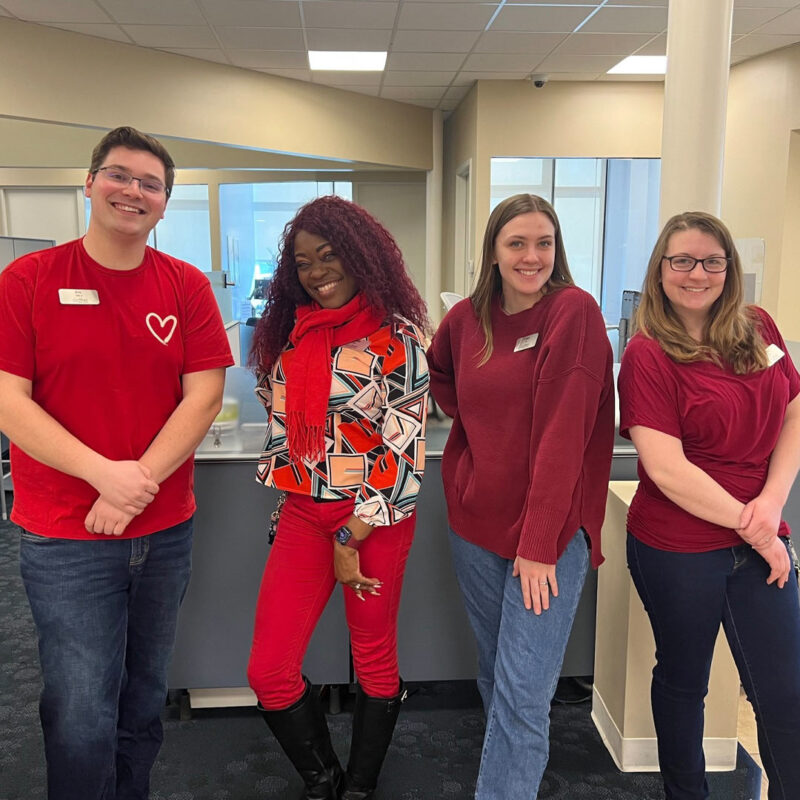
[627,534,800,800]
[19,519,193,800]
[449,529,589,800]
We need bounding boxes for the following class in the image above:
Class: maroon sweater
[426,287,614,568]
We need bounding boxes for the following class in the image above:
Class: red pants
[247,493,415,710]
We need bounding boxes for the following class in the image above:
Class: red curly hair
[250,195,430,372]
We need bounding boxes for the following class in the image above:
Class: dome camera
[531,74,549,89]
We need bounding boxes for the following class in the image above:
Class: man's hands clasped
[84,459,159,536]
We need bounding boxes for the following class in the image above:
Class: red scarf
[286,293,385,461]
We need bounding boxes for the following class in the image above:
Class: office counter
[168,419,640,707]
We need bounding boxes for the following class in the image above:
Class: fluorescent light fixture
[607,55,667,75]
[309,51,387,71]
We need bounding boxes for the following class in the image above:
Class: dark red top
[618,307,800,552]
[427,287,615,568]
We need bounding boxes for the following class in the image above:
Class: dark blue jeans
[19,519,193,800]
[627,533,800,800]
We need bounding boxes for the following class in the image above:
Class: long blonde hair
[471,194,574,365]
[634,211,768,374]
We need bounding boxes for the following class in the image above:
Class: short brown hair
[470,193,574,364]
[89,126,175,196]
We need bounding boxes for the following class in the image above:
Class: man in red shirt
[0,126,233,800]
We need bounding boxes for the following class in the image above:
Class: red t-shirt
[0,239,233,539]
[618,308,800,552]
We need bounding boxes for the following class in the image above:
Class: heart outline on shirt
[146,313,177,345]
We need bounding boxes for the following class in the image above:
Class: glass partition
[219,181,352,322]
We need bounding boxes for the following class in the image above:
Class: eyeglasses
[662,255,729,273]
[92,167,170,197]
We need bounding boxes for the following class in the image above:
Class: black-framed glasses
[92,166,170,197]
[662,255,729,273]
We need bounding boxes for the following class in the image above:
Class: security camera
[531,74,549,89]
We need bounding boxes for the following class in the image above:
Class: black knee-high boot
[341,681,407,800]
[259,678,343,800]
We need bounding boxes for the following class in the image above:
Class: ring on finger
[539,580,549,586]
[354,583,361,590]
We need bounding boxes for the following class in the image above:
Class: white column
[659,0,734,223]
[425,110,443,324]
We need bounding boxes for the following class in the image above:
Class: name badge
[59,289,99,305]
[766,343,785,366]
[514,333,539,352]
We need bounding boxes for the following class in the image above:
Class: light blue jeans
[449,528,589,800]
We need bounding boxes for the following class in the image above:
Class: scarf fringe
[287,413,325,462]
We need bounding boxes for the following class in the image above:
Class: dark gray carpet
[0,509,761,799]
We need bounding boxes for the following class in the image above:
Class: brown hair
[89,126,175,197]
[470,193,573,364]
[635,211,768,373]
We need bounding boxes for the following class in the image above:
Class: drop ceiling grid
[0,0,799,109]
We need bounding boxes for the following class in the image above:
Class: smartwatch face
[334,526,352,545]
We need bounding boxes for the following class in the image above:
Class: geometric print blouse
[255,317,430,527]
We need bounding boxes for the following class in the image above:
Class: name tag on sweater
[766,343,784,366]
[59,289,99,305]
[514,333,539,352]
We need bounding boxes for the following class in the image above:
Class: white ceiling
[2,0,800,111]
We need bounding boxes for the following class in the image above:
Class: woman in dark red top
[427,194,614,799]
[619,211,800,799]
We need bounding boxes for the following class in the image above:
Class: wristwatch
[334,525,362,550]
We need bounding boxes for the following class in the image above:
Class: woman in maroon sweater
[619,211,800,799]
[427,193,614,799]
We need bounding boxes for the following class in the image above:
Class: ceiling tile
[384,70,458,85]
[474,31,566,53]
[391,29,481,51]
[121,25,219,48]
[733,7,793,34]
[730,32,800,55]
[198,0,302,27]
[599,73,664,81]
[312,72,383,87]
[0,6,12,16]
[227,49,309,69]
[599,0,666,5]
[505,0,601,4]
[159,47,231,64]
[380,86,448,100]
[98,0,206,26]
[397,2,496,31]
[49,22,130,43]
[458,70,529,81]
[462,52,540,71]
[491,5,595,33]
[548,71,603,81]
[755,8,800,33]
[580,5,668,34]
[387,52,466,70]
[634,32,666,55]
[216,27,305,50]
[443,84,471,100]
[303,1,398,30]
[555,32,653,55]
[732,0,800,7]
[305,27,391,49]
[536,53,623,71]
[1,0,111,23]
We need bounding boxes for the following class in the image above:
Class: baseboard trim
[591,687,738,772]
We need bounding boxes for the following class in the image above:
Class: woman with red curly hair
[247,195,430,800]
